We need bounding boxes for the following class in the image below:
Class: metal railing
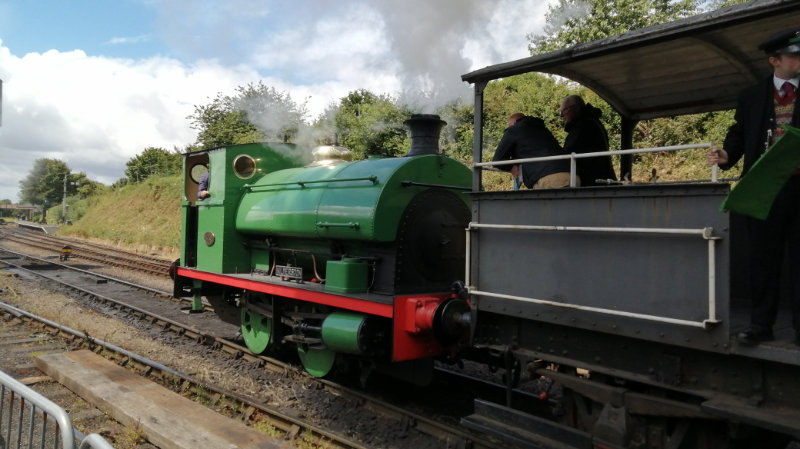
[465,222,722,329]
[0,369,114,449]
[468,142,726,329]
[474,143,718,186]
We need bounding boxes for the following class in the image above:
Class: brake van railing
[469,143,724,329]
[474,143,718,186]
[465,223,722,329]
[0,369,114,449]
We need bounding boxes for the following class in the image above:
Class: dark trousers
[748,176,800,330]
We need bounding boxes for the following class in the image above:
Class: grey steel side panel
[469,184,731,352]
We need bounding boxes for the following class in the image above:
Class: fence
[0,369,114,449]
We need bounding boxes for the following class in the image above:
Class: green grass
[58,175,182,254]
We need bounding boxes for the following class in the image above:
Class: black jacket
[492,116,567,188]
[723,76,800,174]
[563,104,617,186]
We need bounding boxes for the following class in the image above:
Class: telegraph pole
[62,173,68,222]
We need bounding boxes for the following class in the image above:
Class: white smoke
[368,0,489,111]
[155,0,554,115]
[539,1,591,38]
[0,1,556,202]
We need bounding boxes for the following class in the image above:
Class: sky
[0,0,556,203]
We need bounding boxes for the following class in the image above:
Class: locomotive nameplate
[276,265,303,281]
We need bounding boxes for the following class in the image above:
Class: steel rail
[0,300,371,449]
[0,246,177,299]
[3,231,170,277]
[8,229,172,265]
[0,248,499,449]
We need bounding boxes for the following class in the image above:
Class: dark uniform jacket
[722,76,800,174]
[492,116,567,188]
[563,104,617,186]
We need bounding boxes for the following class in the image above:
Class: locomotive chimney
[404,114,446,157]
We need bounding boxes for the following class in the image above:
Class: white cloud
[107,35,151,45]
[0,43,261,202]
[0,0,556,203]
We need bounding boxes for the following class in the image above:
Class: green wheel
[240,308,272,354]
[297,345,336,378]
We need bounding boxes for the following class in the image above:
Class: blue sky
[1,1,167,59]
[0,0,554,203]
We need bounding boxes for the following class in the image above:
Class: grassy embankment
[58,175,182,261]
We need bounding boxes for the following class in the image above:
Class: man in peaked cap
[758,27,800,55]
[708,27,800,346]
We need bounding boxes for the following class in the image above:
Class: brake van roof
[461,0,800,121]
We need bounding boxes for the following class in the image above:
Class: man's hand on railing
[708,147,729,166]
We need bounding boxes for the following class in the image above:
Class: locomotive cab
[179,152,209,270]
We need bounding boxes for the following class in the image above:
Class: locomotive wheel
[297,345,335,378]
[240,308,272,354]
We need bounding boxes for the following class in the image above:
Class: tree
[19,159,75,207]
[435,99,474,161]
[450,0,706,169]
[72,172,106,198]
[524,0,741,182]
[0,199,11,218]
[189,82,309,150]
[709,0,750,8]
[484,74,573,146]
[528,0,700,54]
[125,147,182,183]
[315,89,413,160]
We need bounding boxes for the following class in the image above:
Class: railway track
[0,299,373,449]
[1,228,172,278]
[0,247,509,449]
[0,299,158,448]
